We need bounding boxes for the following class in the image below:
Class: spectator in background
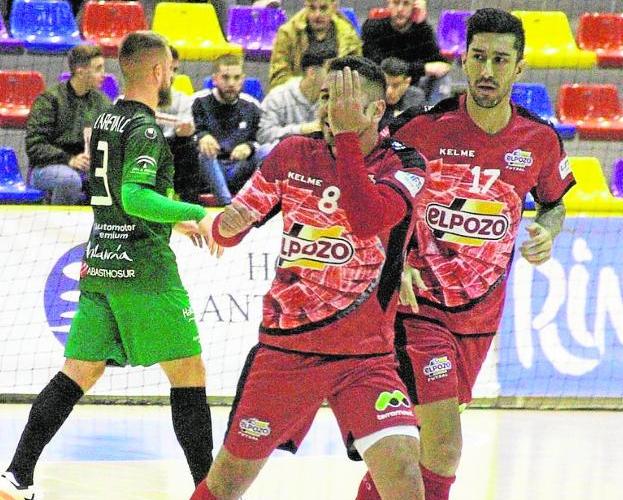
[26,44,110,205]
[380,56,425,129]
[192,54,261,206]
[257,49,334,158]
[268,0,361,89]
[362,0,451,106]
[156,46,201,203]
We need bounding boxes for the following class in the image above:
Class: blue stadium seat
[10,0,82,53]
[0,148,44,204]
[340,7,361,36]
[511,83,576,139]
[202,76,264,102]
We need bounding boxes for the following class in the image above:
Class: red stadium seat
[81,1,148,57]
[577,13,623,68]
[0,71,45,127]
[557,84,623,140]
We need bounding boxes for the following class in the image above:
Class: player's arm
[328,68,407,239]
[520,200,565,265]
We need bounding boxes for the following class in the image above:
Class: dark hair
[212,53,244,73]
[169,45,179,61]
[119,31,168,65]
[466,8,525,61]
[68,45,103,75]
[301,49,336,71]
[380,57,410,77]
[328,56,387,100]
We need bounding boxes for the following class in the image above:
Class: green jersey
[80,99,182,292]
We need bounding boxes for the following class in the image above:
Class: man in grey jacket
[26,45,110,204]
[256,50,335,159]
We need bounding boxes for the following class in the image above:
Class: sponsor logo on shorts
[504,149,533,171]
[559,156,571,179]
[423,356,452,382]
[374,390,412,421]
[279,222,354,270]
[425,198,509,247]
[239,417,271,440]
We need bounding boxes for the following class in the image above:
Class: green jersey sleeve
[122,118,163,186]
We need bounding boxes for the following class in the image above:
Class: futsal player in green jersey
[1,32,220,500]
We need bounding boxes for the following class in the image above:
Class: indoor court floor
[0,405,621,500]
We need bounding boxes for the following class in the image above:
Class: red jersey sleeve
[534,132,576,205]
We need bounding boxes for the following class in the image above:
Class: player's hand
[424,61,451,78]
[230,143,252,161]
[399,263,428,313]
[175,121,195,137]
[174,220,204,247]
[219,202,256,238]
[69,153,90,172]
[299,120,322,135]
[327,67,371,135]
[197,212,224,257]
[198,134,221,158]
[520,223,552,265]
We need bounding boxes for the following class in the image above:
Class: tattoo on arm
[535,201,566,239]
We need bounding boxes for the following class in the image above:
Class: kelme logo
[375,390,410,412]
[44,244,85,346]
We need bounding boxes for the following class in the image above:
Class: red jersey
[214,133,428,356]
[392,95,576,335]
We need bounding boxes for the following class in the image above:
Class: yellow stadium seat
[511,11,596,68]
[172,74,194,95]
[564,157,623,213]
[152,2,243,60]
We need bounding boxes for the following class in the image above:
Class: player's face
[213,64,244,104]
[463,32,523,109]
[79,56,105,90]
[387,0,414,30]
[384,74,411,105]
[305,0,335,34]
[157,48,174,107]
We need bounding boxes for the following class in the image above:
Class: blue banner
[499,216,623,397]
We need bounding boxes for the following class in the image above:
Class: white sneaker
[0,472,35,500]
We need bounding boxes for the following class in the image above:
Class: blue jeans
[31,164,87,205]
[198,154,257,205]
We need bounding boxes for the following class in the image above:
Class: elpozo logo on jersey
[426,198,509,247]
[279,222,354,270]
[504,149,533,171]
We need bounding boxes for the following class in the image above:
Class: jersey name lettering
[93,113,132,133]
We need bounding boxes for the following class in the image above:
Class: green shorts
[65,288,201,367]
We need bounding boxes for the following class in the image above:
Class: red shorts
[224,344,418,460]
[395,315,494,405]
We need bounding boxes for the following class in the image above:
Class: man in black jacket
[26,45,110,204]
[192,54,261,206]
[362,0,451,106]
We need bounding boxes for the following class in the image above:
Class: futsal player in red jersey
[356,9,576,500]
[190,56,432,500]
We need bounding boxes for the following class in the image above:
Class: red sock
[420,464,455,500]
[190,480,217,500]
[355,471,382,500]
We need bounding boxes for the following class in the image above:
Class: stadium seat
[0,71,45,127]
[0,14,24,52]
[511,11,597,68]
[563,157,623,213]
[172,74,195,96]
[58,72,120,101]
[437,10,472,60]
[0,147,44,204]
[340,7,361,36]
[152,2,242,61]
[10,0,82,53]
[81,0,148,57]
[557,84,623,140]
[227,6,287,60]
[511,83,576,139]
[577,13,623,68]
[611,159,623,198]
[202,76,264,102]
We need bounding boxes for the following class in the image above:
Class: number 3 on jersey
[469,166,500,194]
[318,185,341,214]
[91,140,113,206]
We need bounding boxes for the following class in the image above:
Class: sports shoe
[0,472,35,500]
